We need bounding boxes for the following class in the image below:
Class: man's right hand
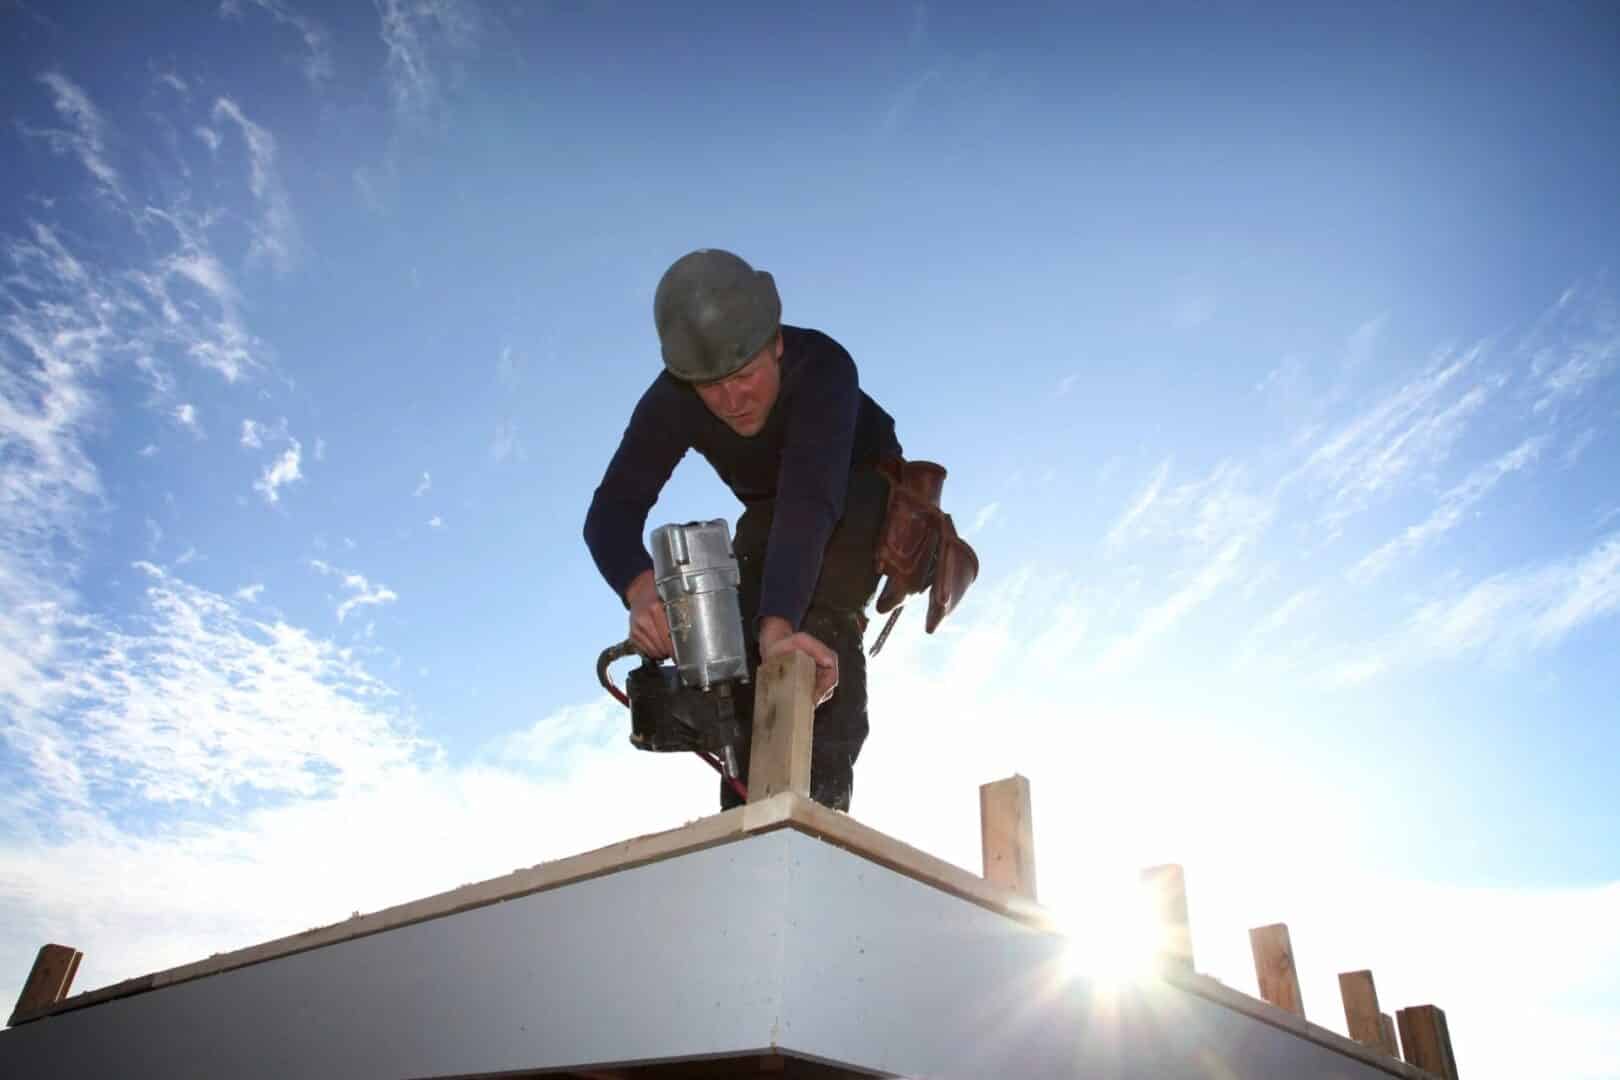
[625,569,674,659]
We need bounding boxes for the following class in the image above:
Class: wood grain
[978,775,1037,900]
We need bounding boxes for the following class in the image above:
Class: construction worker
[584,248,901,812]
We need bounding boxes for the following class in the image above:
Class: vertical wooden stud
[9,943,82,1025]
[746,651,816,803]
[1338,969,1386,1050]
[1397,1004,1459,1079]
[1140,863,1194,972]
[1250,923,1305,1016]
[1379,1013,1401,1060]
[978,774,1037,900]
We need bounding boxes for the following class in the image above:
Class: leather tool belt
[869,457,979,654]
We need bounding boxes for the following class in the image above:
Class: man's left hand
[758,616,838,706]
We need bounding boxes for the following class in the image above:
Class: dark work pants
[720,467,888,813]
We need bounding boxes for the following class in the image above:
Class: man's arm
[755,336,862,704]
[757,335,862,629]
[583,380,688,655]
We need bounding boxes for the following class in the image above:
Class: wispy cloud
[1106,460,1171,548]
[212,98,298,271]
[1330,533,1620,685]
[233,583,265,602]
[490,421,522,463]
[971,501,999,533]
[241,418,264,448]
[220,0,334,85]
[174,402,202,436]
[376,0,480,126]
[253,439,302,504]
[310,560,399,623]
[497,344,520,388]
[1289,347,1496,526]
[1525,281,1620,415]
[413,471,431,497]
[427,515,443,529]
[1564,427,1597,468]
[1351,436,1549,583]
[28,72,125,203]
[1097,535,1249,674]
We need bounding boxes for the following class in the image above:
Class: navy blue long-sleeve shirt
[583,325,901,628]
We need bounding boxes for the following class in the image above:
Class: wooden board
[787,794,1054,931]
[1397,1004,1459,1079]
[1140,863,1194,971]
[8,945,81,1026]
[1165,969,1431,1080]
[746,652,816,802]
[1339,969,1388,1052]
[978,775,1037,901]
[1380,1013,1401,1059]
[12,795,800,1025]
[8,791,1440,1080]
[1249,923,1304,1016]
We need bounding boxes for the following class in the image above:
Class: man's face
[694,333,783,437]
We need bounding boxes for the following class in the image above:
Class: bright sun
[1057,877,1166,985]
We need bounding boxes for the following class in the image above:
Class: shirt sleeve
[758,338,861,628]
[583,379,689,606]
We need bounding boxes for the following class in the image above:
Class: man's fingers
[629,606,672,659]
[651,603,674,655]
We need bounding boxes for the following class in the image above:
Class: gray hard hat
[653,249,781,382]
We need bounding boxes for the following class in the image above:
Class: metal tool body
[598,520,751,792]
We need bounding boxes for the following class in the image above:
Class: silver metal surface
[650,519,749,690]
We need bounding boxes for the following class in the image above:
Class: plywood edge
[1162,969,1430,1080]
[17,794,800,1025]
[773,794,1058,931]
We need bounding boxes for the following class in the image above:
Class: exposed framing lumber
[788,793,1053,930]
[13,790,1055,1027]
[1380,1013,1401,1059]
[1140,863,1194,972]
[746,652,816,803]
[1249,922,1304,1016]
[978,774,1037,901]
[1164,969,1432,1080]
[1397,1004,1459,1079]
[11,795,799,1026]
[1339,969,1395,1054]
[8,945,81,1026]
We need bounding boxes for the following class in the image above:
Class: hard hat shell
[654,249,782,382]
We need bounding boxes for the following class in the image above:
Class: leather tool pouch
[873,458,979,636]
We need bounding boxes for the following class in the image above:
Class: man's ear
[773,330,785,359]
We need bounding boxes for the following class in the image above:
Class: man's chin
[727,416,764,437]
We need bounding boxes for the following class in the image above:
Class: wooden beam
[1165,968,1434,1080]
[1139,863,1194,972]
[1338,969,1387,1050]
[1380,1013,1401,1060]
[978,774,1037,901]
[10,943,82,1026]
[1249,923,1304,1017]
[747,651,816,803]
[1397,1004,1459,1079]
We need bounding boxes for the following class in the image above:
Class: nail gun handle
[596,639,640,707]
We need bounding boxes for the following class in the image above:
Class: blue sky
[2,1,1618,1074]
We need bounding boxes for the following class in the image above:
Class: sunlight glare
[1058,877,1164,986]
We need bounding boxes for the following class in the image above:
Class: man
[584,248,902,812]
